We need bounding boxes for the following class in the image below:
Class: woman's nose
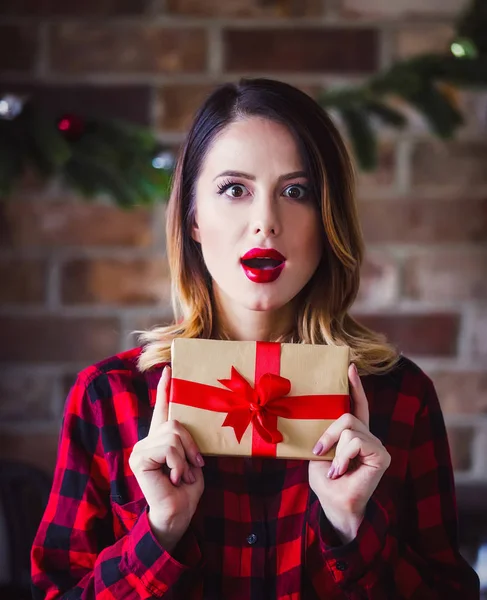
[251,198,281,237]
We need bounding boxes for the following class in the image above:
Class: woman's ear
[191,220,201,243]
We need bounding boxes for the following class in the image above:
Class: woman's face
[192,117,324,314]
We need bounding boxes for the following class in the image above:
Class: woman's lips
[241,248,286,262]
[241,261,285,283]
[240,248,286,283]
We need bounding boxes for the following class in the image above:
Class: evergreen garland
[0,0,486,206]
[318,0,487,169]
[0,99,173,207]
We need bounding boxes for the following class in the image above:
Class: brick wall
[0,0,486,490]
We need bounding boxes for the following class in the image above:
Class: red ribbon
[219,367,291,444]
[170,341,349,457]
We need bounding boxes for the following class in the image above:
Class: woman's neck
[212,289,295,342]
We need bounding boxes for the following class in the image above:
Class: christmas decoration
[152,149,175,171]
[0,96,173,207]
[0,94,25,120]
[57,114,86,141]
[0,0,485,205]
[450,38,478,59]
[317,0,487,170]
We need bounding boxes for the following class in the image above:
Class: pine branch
[1,0,486,204]
[340,107,377,171]
[364,100,407,128]
[0,100,170,206]
[319,53,486,170]
[0,136,23,196]
[64,154,142,208]
[456,0,487,55]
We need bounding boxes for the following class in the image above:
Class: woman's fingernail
[312,442,323,455]
[196,453,205,467]
[188,470,196,483]
[327,465,335,478]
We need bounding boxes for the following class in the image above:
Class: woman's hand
[129,366,205,551]
[308,363,391,544]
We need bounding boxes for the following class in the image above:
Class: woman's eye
[227,185,246,198]
[217,182,248,198]
[283,184,307,200]
[217,181,308,200]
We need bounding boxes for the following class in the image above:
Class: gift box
[169,339,350,460]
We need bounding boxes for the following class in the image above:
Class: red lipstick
[240,248,286,283]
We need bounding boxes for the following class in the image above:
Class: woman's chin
[243,292,293,313]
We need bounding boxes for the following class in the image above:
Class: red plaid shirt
[31,346,479,599]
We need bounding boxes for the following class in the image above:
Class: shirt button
[246,533,258,545]
[336,560,348,571]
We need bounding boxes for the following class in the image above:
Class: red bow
[218,367,291,444]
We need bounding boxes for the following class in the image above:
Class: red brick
[1,200,153,248]
[456,91,487,137]
[295,85,322,100]
[157,84,215,132]
[467,306,487,364]
[341,0,465,19]
[356,252,399,306]
[0,82,152,126]
[446,426,474,472]
[122,313,174,351]
[0,25,37,71]
[49,24,207,74]
[430,371,487,415]
[358,197,487,244]
[130,313,174,333]
[0,167,47,195]
[166,0,323,17]
[0,371,56,420]
[356,141,396,190]
[224,28,379,74]
[0,0,152,15]
[61,373,76,402]
[0,433,59,474]
[354,313,460,357]
[404,250,487,302]
[0,316,120,363]
[393,25,455,60]
[62,258,171,305]
[0,259,46,305]
[156,82,322,131]
[412,141,487,188]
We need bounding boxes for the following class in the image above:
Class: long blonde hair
[138,78,400,376]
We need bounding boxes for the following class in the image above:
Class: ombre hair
[138,78,400,376]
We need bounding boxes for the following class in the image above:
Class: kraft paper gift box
[168,338,350,461]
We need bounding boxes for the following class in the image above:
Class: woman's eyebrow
[213,170,308,182]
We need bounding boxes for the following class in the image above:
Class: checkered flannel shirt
[31,346,480,599]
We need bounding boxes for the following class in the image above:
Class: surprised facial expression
[192,117,324,313]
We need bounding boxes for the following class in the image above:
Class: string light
[0,94,25,120]
[451,38,478,59]
[152,150,174,170]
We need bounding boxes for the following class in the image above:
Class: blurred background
[0,0,486,597]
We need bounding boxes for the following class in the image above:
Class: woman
[31,78,479,599]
